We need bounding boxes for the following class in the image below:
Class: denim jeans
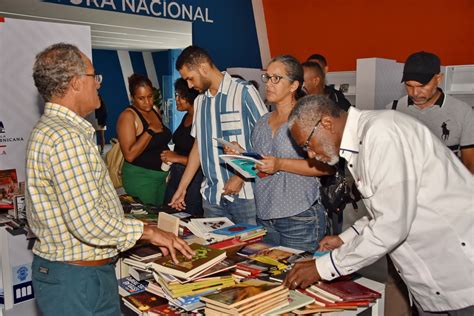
[257,202,326,252]
[32,255,120,316]
[202,197,257,225]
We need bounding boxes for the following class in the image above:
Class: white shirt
[316,108,474,312]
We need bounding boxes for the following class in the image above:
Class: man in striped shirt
[26,43,193,316]
[169,46,267,224]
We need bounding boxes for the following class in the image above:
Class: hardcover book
[313,280,381,301]
[151,243,226,279]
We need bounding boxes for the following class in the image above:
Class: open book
[219,154,264,178]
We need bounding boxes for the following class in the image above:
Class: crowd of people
[25,42,473,316]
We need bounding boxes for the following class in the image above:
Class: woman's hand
[161,150,182,164]
[255,155,281,175]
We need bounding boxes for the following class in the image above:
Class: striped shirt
[26,103,143,261]
[191,72,268,204]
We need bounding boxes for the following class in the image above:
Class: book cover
[151,243,226,279]
[314,280,381,301]
[200,279,284,309]
[157,212,180,235]
[211,223,263,236]
[122,291,167,313]
[0,169,18,209]
[148,304,182,316]
[237,241,274,257]
[118,276,146,297]
[219,154,264,178]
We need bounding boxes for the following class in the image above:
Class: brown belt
[67,258,114,267]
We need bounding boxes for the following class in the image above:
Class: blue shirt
[251,112,321,220]
[191,72,267,205]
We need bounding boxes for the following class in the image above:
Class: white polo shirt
[316,108,474,312]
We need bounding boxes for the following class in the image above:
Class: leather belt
[67,258,114,267]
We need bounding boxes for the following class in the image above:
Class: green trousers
[122,161,168,205]
[32,255,119,316]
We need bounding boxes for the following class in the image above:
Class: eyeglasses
[302,119,321,152]
[82,73,103,84]
[261,73,291,84]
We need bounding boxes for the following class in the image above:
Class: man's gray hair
[33,43,86,101]
[288,95,344,133]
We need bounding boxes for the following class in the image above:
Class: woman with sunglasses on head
[228,55,333,252]
[117,74,171,206]
[161,79,203,216]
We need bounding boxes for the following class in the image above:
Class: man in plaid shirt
[26,43,193,316]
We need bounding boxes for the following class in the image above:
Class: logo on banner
[44,0,214,23]
[0,121,25,155]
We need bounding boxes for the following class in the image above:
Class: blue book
[211,223,264,236]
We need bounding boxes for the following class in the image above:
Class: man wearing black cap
[388,51,474,173]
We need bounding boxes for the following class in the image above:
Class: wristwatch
[146,128,156,136]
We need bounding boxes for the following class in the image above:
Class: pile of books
[294,279,382,313]
[200,279,290,315]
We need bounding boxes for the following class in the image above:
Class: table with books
[118,206,385,316]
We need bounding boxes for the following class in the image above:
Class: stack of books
[295,279,382,313]
[151,243,227,279]
[200,279,290,315]
[211,223,267,243]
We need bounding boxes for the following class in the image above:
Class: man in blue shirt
[169,46,267,224]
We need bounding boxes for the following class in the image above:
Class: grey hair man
[27,43,193,316]
[284,95,474,315]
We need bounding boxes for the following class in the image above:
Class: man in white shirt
[285,95,474,315]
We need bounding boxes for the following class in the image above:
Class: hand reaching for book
[223,141,244,155]
[318,235,344,251]
[283,259,320,290]
[141,225,194,264]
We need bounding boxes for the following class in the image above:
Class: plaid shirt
[26,103,143,261]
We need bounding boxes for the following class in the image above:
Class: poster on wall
[0,18,92,182]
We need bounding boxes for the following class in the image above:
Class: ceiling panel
[0,0,192,51]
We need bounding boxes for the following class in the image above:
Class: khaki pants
[385,256,412,316]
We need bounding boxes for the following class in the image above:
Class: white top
[191,72,267,204]
[316,108,474,312]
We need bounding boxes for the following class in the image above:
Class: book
[148,304,183,316]
[150,243,226,279]
[237,241,274,257]
[129,267,153,281]
[118,276,146,297]
[312,280,381,302]
[0,169,19,209]
[219,154,264,178]
[211,223,263,237]
[262,290,315,315]
[157,212,180,235]
[184,217,235,242]
[122,291,167,314]
[200,279,284,309]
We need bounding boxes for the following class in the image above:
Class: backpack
[105,138,124,188]
[320,159,361,213]
[105,109,140,188]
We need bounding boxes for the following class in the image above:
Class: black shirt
[128,106,172,171]
[172,114,195,156]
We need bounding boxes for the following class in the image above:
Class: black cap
[401,51,441,84]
